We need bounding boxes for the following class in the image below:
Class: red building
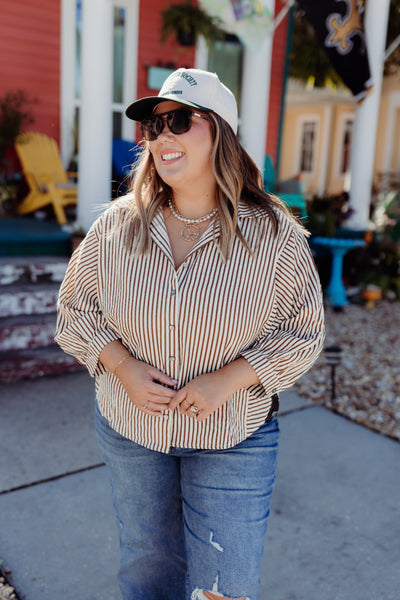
[0,0,61,140]
[0,0,292,379]
[0,0,291,227]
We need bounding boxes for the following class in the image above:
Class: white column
[239,0,275,172]
[77,0,113,232]
[346,0,391,230]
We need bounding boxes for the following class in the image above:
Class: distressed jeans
[95,403,279,600]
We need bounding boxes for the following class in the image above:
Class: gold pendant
[181,223,200,241]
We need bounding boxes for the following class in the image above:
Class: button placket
[165,271,180,448]
[172,261,191,377]
[167,273,180,382]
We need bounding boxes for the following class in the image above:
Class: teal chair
[264,155,308,220]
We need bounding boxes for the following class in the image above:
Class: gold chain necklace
[168,199,218,241]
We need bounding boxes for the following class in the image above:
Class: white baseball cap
[125,68,238,134]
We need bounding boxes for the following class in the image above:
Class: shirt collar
[149,206,220,264]
[237,201,267,219]
[149,202,263,250]
[149,208,175,263]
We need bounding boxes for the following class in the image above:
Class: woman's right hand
[117,356,177,417]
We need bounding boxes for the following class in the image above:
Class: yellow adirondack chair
[15,132,77,225]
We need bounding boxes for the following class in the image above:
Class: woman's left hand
[169,371,231,422]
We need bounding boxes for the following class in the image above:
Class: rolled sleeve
[241,229,325,398]
[55,223,120,377]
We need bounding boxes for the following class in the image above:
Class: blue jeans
[95,403,279,600]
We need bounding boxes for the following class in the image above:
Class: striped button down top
[55,196,324,453]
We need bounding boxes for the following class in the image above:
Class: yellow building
[279,73,400,199]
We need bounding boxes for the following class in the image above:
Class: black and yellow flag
[297,0,373,100]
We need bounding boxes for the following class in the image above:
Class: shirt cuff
[240,348,280,398]
[86,328,120,377]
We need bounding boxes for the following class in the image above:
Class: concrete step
[0,256,77,381]
[0,256,69,286]
[0,345,84,383]
[0,313,57,352]
[0,283,60,317]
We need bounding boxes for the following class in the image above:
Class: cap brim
[125,96,211,121]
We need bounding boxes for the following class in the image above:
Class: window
[62,0,138,165]
[340,118,353,175]
[113,7,126,105]
[333,113,354,180]
[299,120,317,174]
[207,35,243,114]
[74,1,130,140]
[75,0,82,101]
[112,6,127,139]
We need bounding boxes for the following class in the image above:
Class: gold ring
[190,406,200,414]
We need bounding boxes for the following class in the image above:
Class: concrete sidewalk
[0,371,399,600]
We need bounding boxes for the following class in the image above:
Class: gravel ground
[0,570,17,600]
[295,300,400,442]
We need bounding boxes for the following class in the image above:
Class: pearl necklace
[168,199,218,241]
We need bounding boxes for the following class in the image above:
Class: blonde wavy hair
[119,112,308,260]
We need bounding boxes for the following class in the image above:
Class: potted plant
[0,90,36,173]
[160,1,225,47]
[307,192,353,238]
[0,173,22,217]
[0,89,36,216]
[361,284,383,308]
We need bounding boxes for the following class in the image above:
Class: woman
[55,68,324,600]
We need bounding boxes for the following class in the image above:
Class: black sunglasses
[139,108,210,141]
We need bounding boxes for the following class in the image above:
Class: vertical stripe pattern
[55,196,325,453]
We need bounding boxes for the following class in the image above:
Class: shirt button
[169,324,175,330]
[170,289,176,296]
[169,356,176,361]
